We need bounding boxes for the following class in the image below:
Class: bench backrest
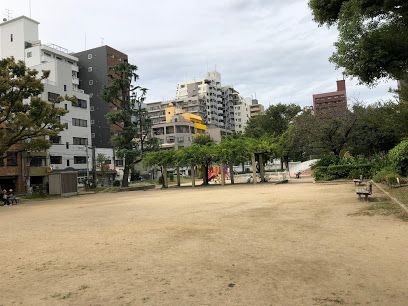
[367,182,373,194]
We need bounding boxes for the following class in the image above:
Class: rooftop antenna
[3,9,13,20]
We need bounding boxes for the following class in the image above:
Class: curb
[372,181,408,214]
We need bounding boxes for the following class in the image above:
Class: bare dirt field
[0,182,407,306]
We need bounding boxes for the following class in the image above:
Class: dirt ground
[0,182,407,306]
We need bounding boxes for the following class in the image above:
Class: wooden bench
[353,175,363,186]
[356,182,372,201]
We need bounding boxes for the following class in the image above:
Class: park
[0,181,407,305]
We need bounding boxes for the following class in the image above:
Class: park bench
[353,175,363,186]
[356,182,372,201]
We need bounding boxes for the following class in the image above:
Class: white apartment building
[233,97,252,133]
[176,71,227,129]
[0,16,92,178]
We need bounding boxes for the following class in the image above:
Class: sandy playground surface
[0,182,407,305]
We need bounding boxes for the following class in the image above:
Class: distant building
[152,103,207,149]
[249,99,265,118]
[313,80,347,117]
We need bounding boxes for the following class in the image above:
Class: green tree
[245,103,301,138]
[103,62,158,187]
[309,0,408,99]
[0,57,68,158]
[216,137,249,184]
[192,135,215,185]
[389,139,408,176]
[144,150,176,188]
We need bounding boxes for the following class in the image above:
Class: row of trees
[144,135,279,188]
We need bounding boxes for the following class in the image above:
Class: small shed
[49,171,78,196]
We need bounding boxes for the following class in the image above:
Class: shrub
[311,155,340,169]
[113,180,121,187]
[313,164,372,181]
[389,139,408,176]
[372,169,407,186]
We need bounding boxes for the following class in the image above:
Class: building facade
[0,16,92,191]
[152,103,207,149]
[74,46,128,181]
[313,80,347,117]
[249,99,265,118]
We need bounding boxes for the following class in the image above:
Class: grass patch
[350,197,408,221]
[382,185,408,206]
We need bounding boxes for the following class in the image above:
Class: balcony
[72,77,79,85]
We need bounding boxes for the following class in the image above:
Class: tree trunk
[191,165,196,187]
[176,166,181,187]
[280,158,284,171]
[162,165,168,188]
[284,157,289,172]
[220,163,225,186]
[242,162,245,173]
[229,163,235,185]
[251,153,257,184]
[121,162,130,187]
[259,154,265,183]
[203,163,209,185]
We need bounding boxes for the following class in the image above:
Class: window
[74,156,87,164]
[72,118,88,127]
[64,104,68,110]
[27,51,32,58]
[64,85,67,92]
[50,156,62,164]
[88,67,92,72]
[66,142,69,149]
[91,133,95,138]
[89,93,93,98]
[50,136,61,144]
[73,137,88,145]
[90,106,94,111]
[67,160,70,167]
[115,160,124,167]
[30,157,45,167]
[48,92,60,103]
[72,99,87,108]
[10,34,13,42]
[90,120,95,125]
[89,80,93,85]
[44,52,51,57]
[6,152,17,166]
[88,54,92,59]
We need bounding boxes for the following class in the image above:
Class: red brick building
[313,80,347,117]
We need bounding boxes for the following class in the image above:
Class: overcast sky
[2,0,397,106]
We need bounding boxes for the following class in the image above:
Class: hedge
[313,164,372,181]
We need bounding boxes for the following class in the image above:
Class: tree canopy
[309,0,408,93]
[0,57,68,158]
[103,62,158,187]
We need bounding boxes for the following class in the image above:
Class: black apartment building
[74,46,128,148]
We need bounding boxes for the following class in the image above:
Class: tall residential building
[313,80,347,117]
[176,71,235,130]
[233,97,252,133]
[74,46,128,180]
[0,16,92,191]
[74,46,128,148]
